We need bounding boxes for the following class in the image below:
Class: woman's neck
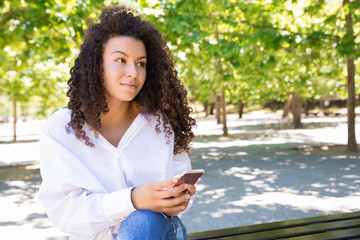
[99,101,142,147]
[101,101,134,127]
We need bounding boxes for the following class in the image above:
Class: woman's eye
[137,62,146,68]
[116,58,126,63]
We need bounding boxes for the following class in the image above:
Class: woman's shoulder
[141,111,165,124]
[141,111,173,133]
[42,107,71,133]
[46,107,71,123]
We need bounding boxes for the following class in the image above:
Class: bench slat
[283,227,360,240]
[188,211,360,240]
[214,220,360,240]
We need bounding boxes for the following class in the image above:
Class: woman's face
[102,36,147,105]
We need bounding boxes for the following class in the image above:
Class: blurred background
[0,0,359,148]
[0,0,359,239]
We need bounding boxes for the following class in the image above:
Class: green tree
[0,0,106,141]
[142,0,256,135]
[141,0,358,152]
[298,0,359,151]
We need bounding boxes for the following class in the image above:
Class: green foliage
[1,0,359,120]
[0,0,106,117]
[140,0,359,106]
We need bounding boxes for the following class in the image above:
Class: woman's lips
[120,83,136,89]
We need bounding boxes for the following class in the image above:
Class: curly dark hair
[66,5,196,154]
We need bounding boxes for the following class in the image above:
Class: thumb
[153,178,178,191]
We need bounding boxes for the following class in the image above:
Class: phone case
[176,169,204,185]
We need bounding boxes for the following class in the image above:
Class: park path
[0,110,359,238]
[181,111,360,233]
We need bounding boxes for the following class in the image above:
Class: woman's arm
[38,125,136,238]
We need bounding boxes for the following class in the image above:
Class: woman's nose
[126,63,137,78]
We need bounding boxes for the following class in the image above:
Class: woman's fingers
[131,178,196,214]
[187,184,197,196]
[162,194,192,216]
[160,192,190,207]
[159,183,188,198]
[162,205,186,216]
[153,178,178,191]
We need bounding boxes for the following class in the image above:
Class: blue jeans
[116,210,187,240]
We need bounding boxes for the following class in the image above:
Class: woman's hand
[162,182,197,216]
[131,178,197,216]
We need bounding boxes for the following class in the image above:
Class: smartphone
[174,169,204,186]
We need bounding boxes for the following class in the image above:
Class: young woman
[38,5,197,240]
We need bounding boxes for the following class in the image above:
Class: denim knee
[117,210,187,240]
[117,210,169,240]
[124,210,166,230]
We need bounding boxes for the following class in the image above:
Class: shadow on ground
[181,113,360,233]
[182,140,360,233]
[0,166,67,239]
[0,166,41,204]
[1,113,359,237]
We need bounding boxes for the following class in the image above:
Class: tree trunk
[303,98,309,116]
[343,0,358,152]
[221,86,228,136]
[13,96,17,142]
[213,90,221,124]
[204,100,209,117]
[238,100,244,118]
[215,27,228,135]
[282,97,292,118]
[209,102,215,115]
[346,57,357,151]
[290,92,302,128]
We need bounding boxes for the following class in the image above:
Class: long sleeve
[38,122,136,238]
[173,151,192,176]
[37,108,196,239]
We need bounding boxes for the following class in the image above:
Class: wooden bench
[187,211,360,239]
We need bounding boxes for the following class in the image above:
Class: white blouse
[38,108,193,240]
